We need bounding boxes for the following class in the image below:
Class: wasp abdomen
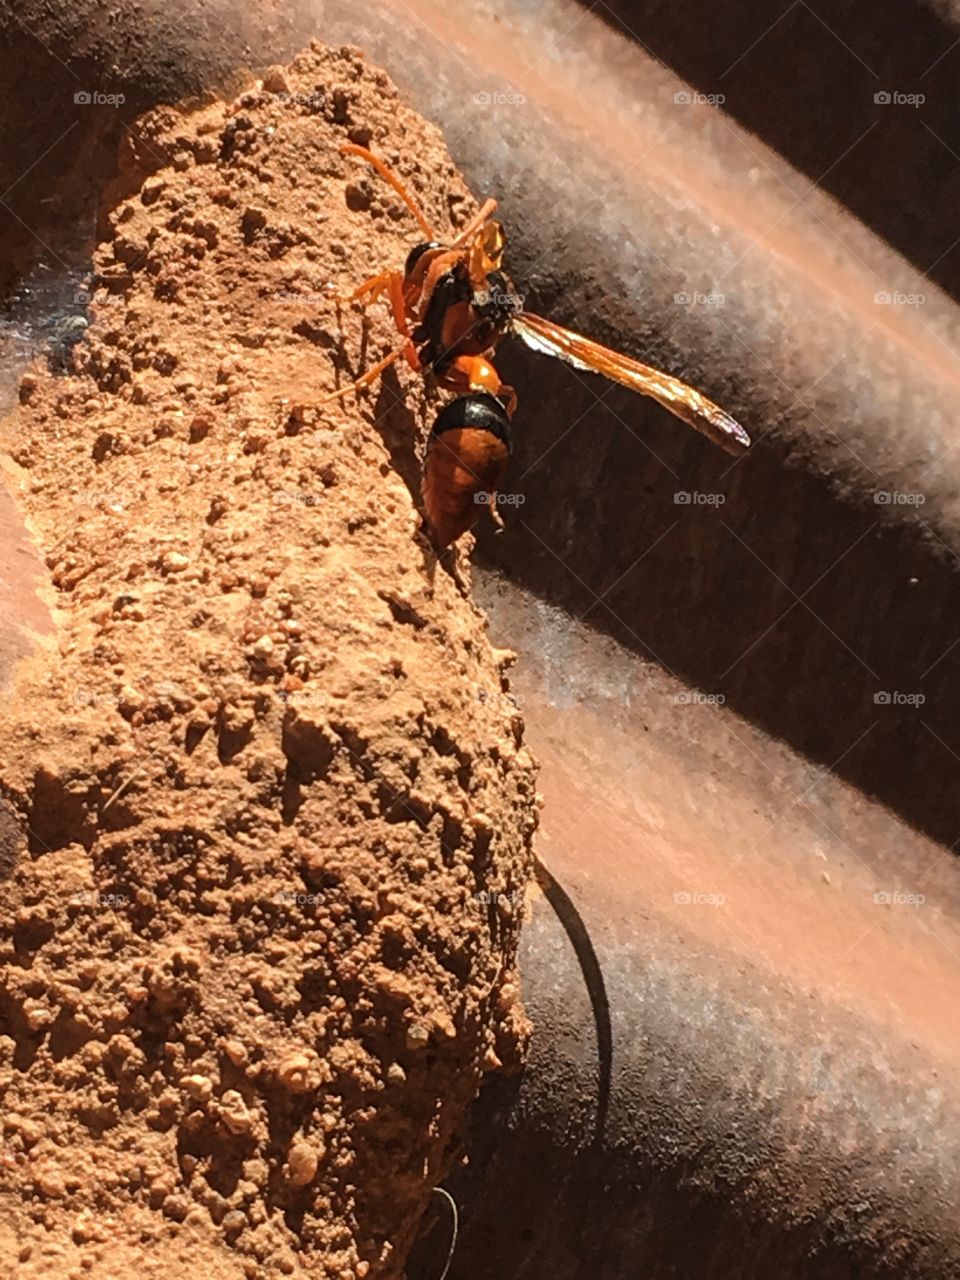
[422,394,513,548]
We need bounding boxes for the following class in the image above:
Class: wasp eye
[404,241,442,278]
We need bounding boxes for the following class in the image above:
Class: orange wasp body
[322,144,751,547]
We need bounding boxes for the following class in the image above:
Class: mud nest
[0,43,538,1280]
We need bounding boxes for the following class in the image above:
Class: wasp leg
[285,347,409,423]
[331,270,419,364]
[488,496,506,534]
[387,272,422,373]
[318,348,407,406]
[335,270,421,369]
[334,268,395,308]
[340,143,436,240]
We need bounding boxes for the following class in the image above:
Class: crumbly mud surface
[0,43,537,1279]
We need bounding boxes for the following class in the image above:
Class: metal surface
[404,574,960,1278]
[2,2,960,1276]
[594,0,960,303]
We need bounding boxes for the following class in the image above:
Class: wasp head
[468,220,506,286]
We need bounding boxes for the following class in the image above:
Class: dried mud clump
[0,44,538,1279]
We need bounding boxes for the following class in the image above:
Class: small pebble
[181,1074,214,1104]
[219,1090,253,1135]
[405,1023,430,1051]
[262,66,290,94]
[277,1053,315,1093]
[286,1138,320,1187]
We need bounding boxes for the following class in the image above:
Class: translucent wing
[512,312,751,456]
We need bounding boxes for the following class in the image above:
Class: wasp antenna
[449,197,499,249]
[339,142,436,240]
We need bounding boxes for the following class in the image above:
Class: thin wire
[432,1186,459,1280]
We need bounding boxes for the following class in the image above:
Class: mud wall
[0,45,537,1279]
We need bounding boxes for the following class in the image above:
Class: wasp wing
[512,312,750,456]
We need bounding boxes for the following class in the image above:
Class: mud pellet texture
[0,42,538,1280]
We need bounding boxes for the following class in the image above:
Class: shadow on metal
[592,0,960,303]
[2,3,960,1277]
